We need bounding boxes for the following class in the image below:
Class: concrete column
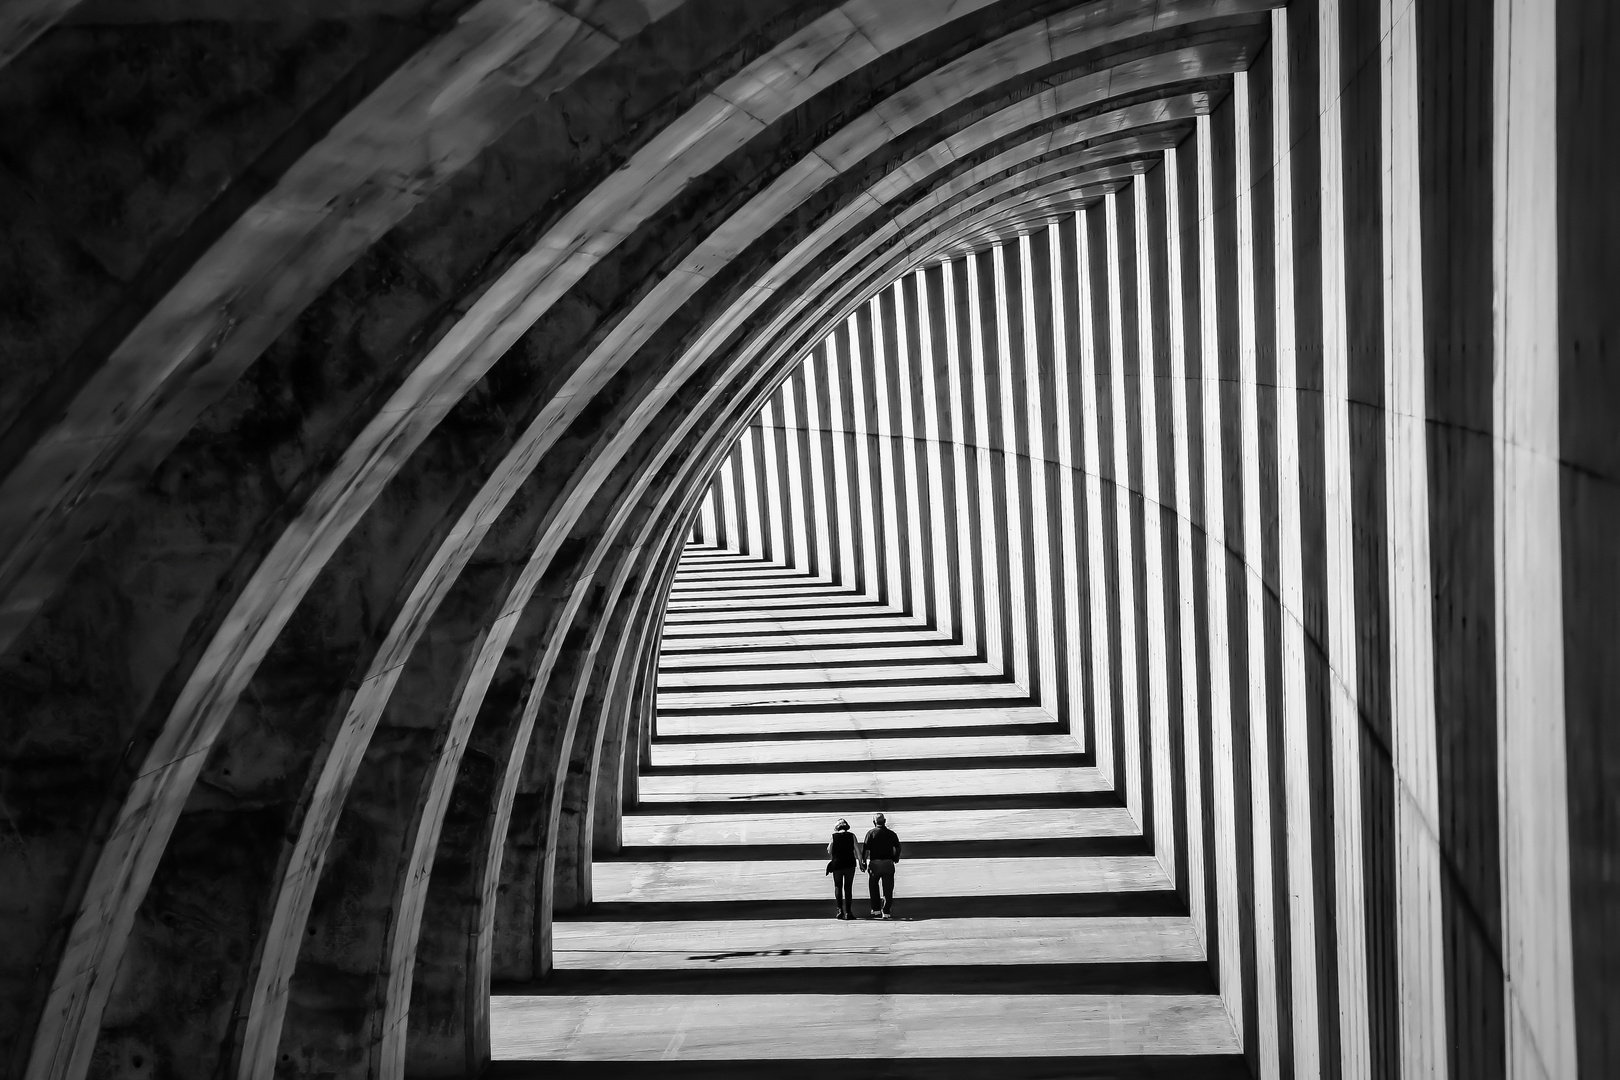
[1493,0,1579,1076]
[1017,233,1060,714]
[1195,109,1248,1043]
[1105,195,1147,831]
[1076,210,1117,791]
[1134,169,1181,916]
[1235,64,1285,1080]
[1048,221,1088,741]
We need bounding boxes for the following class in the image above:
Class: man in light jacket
[861,812,902,918]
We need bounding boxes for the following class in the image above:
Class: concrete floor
[490,553,1242,1074]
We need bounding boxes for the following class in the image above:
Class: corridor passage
[489,545,1243,1077]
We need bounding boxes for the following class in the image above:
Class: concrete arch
[0,1,1612,1079]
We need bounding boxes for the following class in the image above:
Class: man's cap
[873,813,886,824]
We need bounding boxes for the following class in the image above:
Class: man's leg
[880,866,895,915]
[868,869,882,914]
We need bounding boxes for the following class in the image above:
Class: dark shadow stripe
[630,791,1122,816]
[487,1055,1250,1079]
[605,836,1149,862]
[668,586,865,602]
[659,637,956,657]
[667,594,893,613]
[654,691,1028,717]
[651,722,1065,745]
[659,654,976,674]
[638,753,1089,776]
[563,891,1185,923]
[662,608,911,626]
[657,674,1018,696]
[496,961,1216,997]
[660,619,935,636]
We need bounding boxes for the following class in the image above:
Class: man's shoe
[881,912,892,919]
[869,910,882,917]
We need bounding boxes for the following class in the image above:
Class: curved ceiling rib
[0,1,1605,1079]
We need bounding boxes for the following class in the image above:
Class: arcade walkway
[489,546,1243,1076]
[0,4,1610,1077]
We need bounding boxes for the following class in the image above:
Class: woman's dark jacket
[826,830,858,873]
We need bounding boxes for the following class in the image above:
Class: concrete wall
[0,2,1611,1078]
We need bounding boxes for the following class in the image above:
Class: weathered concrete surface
[0,1,1608,1079]
[0,1,624,650]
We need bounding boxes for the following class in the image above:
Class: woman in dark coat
[826,819,859,919]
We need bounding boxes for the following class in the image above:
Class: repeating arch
[0,2,1611,1079]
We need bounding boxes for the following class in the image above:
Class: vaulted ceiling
[0,2,1613,1079]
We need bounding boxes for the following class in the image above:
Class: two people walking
[826,813,901,919]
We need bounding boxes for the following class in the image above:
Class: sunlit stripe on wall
[1316,1,1371,1069]
[1197,111,1246,1038]
[1049,222,1086,743]
[893,279,931,627]
[915,269,955,641]
[869,293,906,615]
[1379,1,1449,1074]
[803,351,836,584]
[844,318,883,603]
[1234,68,1283,1080]
[992,245,1031,694]
[1076,211,1116,789]
[696,486,717,548]
[1018,234,1060,717]
[1269,7,1323,1073]
[779,375,812,578]
[1105,194,1146,831]
[717,452,738,552]
[730,439,750,555]
[739,424,766,563]
[1490,0,1577,1075]
[943,259,980,656]
[1133,174,1179,919]
[966,254,1005,674]
[1164,146,1208,955]
[757,400,786,565]
[825,334,861,594]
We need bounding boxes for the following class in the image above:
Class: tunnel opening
[488,234,1234,1072]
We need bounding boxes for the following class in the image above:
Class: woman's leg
[833,868,853,916]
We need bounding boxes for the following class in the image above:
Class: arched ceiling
[0,1,1611,1079]
[0,5,1276,1075]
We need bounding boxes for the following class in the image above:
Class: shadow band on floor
[634,791,1122,816]
[564,893,1188,922]
[486,1055,1249,1079]
[495,961,1217,996]
[602,836,1151,861]
[637,752,1089,776]
[650,721,1067,744]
